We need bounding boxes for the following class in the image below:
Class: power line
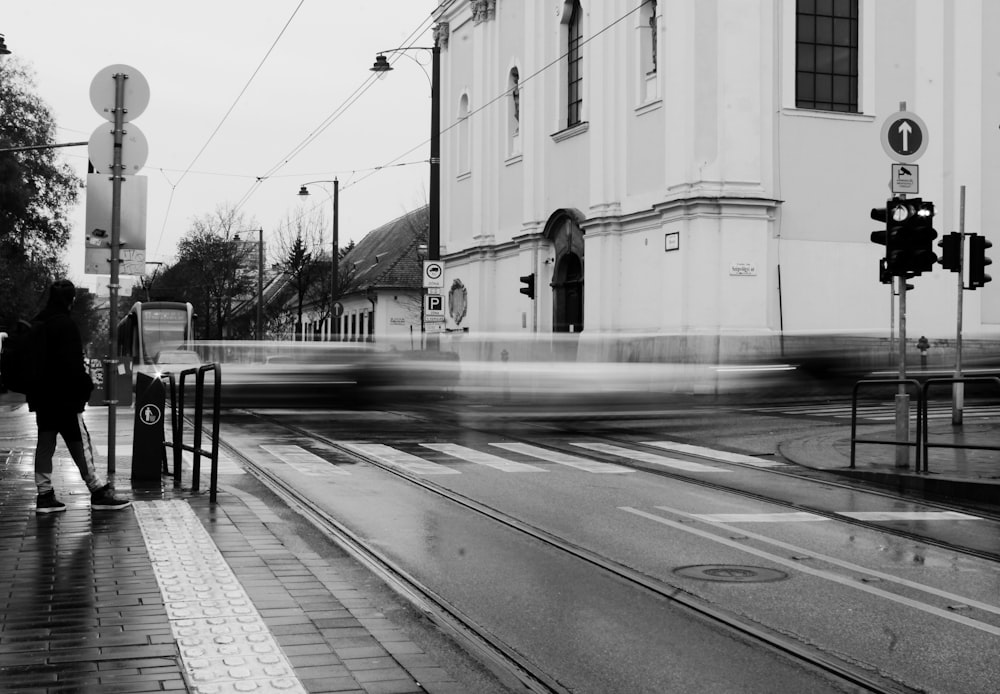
[152,0,307,258]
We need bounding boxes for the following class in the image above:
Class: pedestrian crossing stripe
[689,511,982,522]
[489,442,633,473]
[836,510,980,521]
[261,444,349,476]
[340,442,460,475]
[641,441,786,467]
[569,442,726,472]
[744,402,1000,421]
[692,512,828,522]
[420,443,547,472]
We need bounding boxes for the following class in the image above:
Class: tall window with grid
[795,0,858,113]
[567,0,584,127]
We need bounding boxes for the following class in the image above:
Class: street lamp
[372,33,441,348]
[298,179,339,340]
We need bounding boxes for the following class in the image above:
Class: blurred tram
[117,301,195,367]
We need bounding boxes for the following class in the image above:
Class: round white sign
[88,122,149,174]
[90,64,150,122]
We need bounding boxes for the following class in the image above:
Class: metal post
[256,228,263,339]
[427,39,441,351]
[953,185,966,424]
[332,178,339,340]
[107,72,127,479]
[896,275,909,468]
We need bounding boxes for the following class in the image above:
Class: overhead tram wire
[255,4,645,251]
[151,0,307,259]
[229,14,436,217]
[343,2,648,193]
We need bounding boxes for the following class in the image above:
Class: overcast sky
[4,1,437,291]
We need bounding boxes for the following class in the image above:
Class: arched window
[566,1,583,127]
[507,67,521,155]
[458,93,470,174]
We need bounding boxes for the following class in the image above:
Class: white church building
[429,0,1000,361]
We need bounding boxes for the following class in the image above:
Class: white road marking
[260,444,349,475]
[620,505,1000,633]
[643,441,786,467]
[340,442,460,475]
[691,512,828,523]
[420,443,547,472]
[837,511,981,521]
[570,442,725,472]
[490,442,632,473]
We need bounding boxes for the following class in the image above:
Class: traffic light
[969,233,993,289]
[870,198,937,278]
[519,273,535,299]
[938,231,962,272]
[903,199,937,275]
[870,199,905,276]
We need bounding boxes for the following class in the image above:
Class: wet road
[213,402,1000,694]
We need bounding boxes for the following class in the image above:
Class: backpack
[0,319,44,395]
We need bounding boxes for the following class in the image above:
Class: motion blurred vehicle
[152,349,202,377]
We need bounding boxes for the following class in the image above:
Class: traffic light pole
[895,275,910,468]
[953,185,966,425]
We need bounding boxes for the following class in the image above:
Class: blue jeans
[34,410,104,495]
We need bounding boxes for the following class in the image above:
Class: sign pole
[953,185,966,424]
[106,72,127,479]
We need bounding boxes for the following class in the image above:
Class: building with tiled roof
[330,205,428,344]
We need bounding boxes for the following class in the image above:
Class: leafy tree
[0,56,80,328]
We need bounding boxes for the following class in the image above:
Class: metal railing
[850,378,923,470]
[164,363,222,502]
[920,376,1000,473]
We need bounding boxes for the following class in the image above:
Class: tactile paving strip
[134,500,307,694]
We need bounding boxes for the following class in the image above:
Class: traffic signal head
[871,198,937,278]
[969,233,993,289]
[938,231,962,272]
[519,272,535,299]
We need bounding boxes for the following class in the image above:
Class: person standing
[29,279,130,513]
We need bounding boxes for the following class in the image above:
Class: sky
[4,1,438,293]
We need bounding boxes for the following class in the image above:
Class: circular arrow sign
[881,110,928,164]
[90,64,150,122]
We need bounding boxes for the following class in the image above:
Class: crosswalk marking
[420,443,547,472]
[260,444,349,476]
[340,442,460,475]
[691,512,828,522]
[744,402,1000,421]
[489,442,633,473]
[96,445,244,475]
[569,442,725,472]
[641,441,785,467]
[837,510,981,521]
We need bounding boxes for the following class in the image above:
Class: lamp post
[298,179,339,340]
[372,33,441,348]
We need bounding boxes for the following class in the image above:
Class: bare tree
[175,205,258,339]
[273,210,327,340]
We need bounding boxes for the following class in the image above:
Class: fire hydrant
[916,335,930,370]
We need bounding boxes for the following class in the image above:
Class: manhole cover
[673,564,788,583]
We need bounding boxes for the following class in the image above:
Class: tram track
[229,408,923,694]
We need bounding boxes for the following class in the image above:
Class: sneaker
[36,490,67,514]
[90,484,131,511]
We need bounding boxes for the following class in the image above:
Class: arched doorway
[553,253,583,332]
[542,209,585,333]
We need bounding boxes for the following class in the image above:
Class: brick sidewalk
[0,439,464,693]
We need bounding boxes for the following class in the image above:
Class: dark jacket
[26,305,93,413]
